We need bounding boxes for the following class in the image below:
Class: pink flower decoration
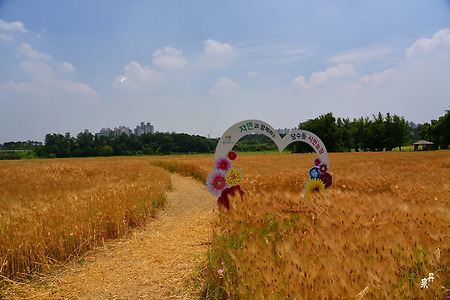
[215,157,232,171]
[206,170,229,197]
[314,158,321,166]
[319,163,328,173]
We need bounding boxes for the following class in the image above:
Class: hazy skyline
[1,1,450,143]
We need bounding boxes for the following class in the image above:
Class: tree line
[1,132,217,159]
[1,109,448,159]
[290,110,449,153]
[290,112,411,153]
[418,109,450,150]
[37,132,218,158]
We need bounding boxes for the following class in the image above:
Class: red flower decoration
[217,185,246,210]
[217,195,230,210]
[319,171,333,189]
[227,150,237,161]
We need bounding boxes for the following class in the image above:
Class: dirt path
[46,173,217,299]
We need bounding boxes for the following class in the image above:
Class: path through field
[46,173,217,299]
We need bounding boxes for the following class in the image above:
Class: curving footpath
[47,173,217,299]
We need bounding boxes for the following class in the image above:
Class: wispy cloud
[289,28,450,123]
[3,41,99,108]
[17,43,53,61]
[0,18,27,32]
[292,63,356,87]
[209,77,239,96]
[153,46,187,69]
[406,28,450,57]
[57,62,76,73]
[113,61,165,90]
[204,39,232,56]
[0,19,27,41]
[235,40,312,65]
[327,46,394,65]
[198,39,235,70]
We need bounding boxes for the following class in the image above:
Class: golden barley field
[151,151,450,299]
[0,151,449,299]
[0,157,171,284]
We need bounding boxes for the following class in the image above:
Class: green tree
[383,113,396,151]
[391,115,410,151]
[440,109,450,149]
[43,133,72,157]
[336,117,353,152]
[99,145,114,156]
[155,134,174,154]
[293,113,340,153]
[365,113,385,151]
[431,109,450,149]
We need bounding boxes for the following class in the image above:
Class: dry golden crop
[0,157,171,284]
[1,151,448,299]
[152,151,450,298]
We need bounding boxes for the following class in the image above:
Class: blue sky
[1,1,449,143]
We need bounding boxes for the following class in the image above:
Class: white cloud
[291,75,306,87]
[58,62,76,72]
[19,60,53,79]
[200,39,235,70]
[9,42,98,102]
[235,40,312,65]
[0,80,47,98]
[290,64,357,90]
[359,69,395,85]
[14,44,88,100]
[0,19,27,33]
[288,29,450,124]
[124,61,163,82]
[17,43,53,61]
[13,60,98,101]
[113,61,165,89]
[152,46,187,69]
[209,77,239,96]
[406,28,450,58]
[308,64,356,85]
[59,80,98,100]
[328,46,394,64]
[0,32,13,41]
[204,39,232,56]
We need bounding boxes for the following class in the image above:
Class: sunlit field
[0,152,448,298]
[152,151,450,299]
[0,157,171,288]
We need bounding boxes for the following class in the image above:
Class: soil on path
[45,173,217,299]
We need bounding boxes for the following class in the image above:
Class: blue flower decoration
[309,167,321,179]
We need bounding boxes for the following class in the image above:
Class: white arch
[214,120,329,167]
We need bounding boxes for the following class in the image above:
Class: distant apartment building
[115,126,133,136]
[98,127,113,137]
[97,122,154,137]
[134,122,154,136]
